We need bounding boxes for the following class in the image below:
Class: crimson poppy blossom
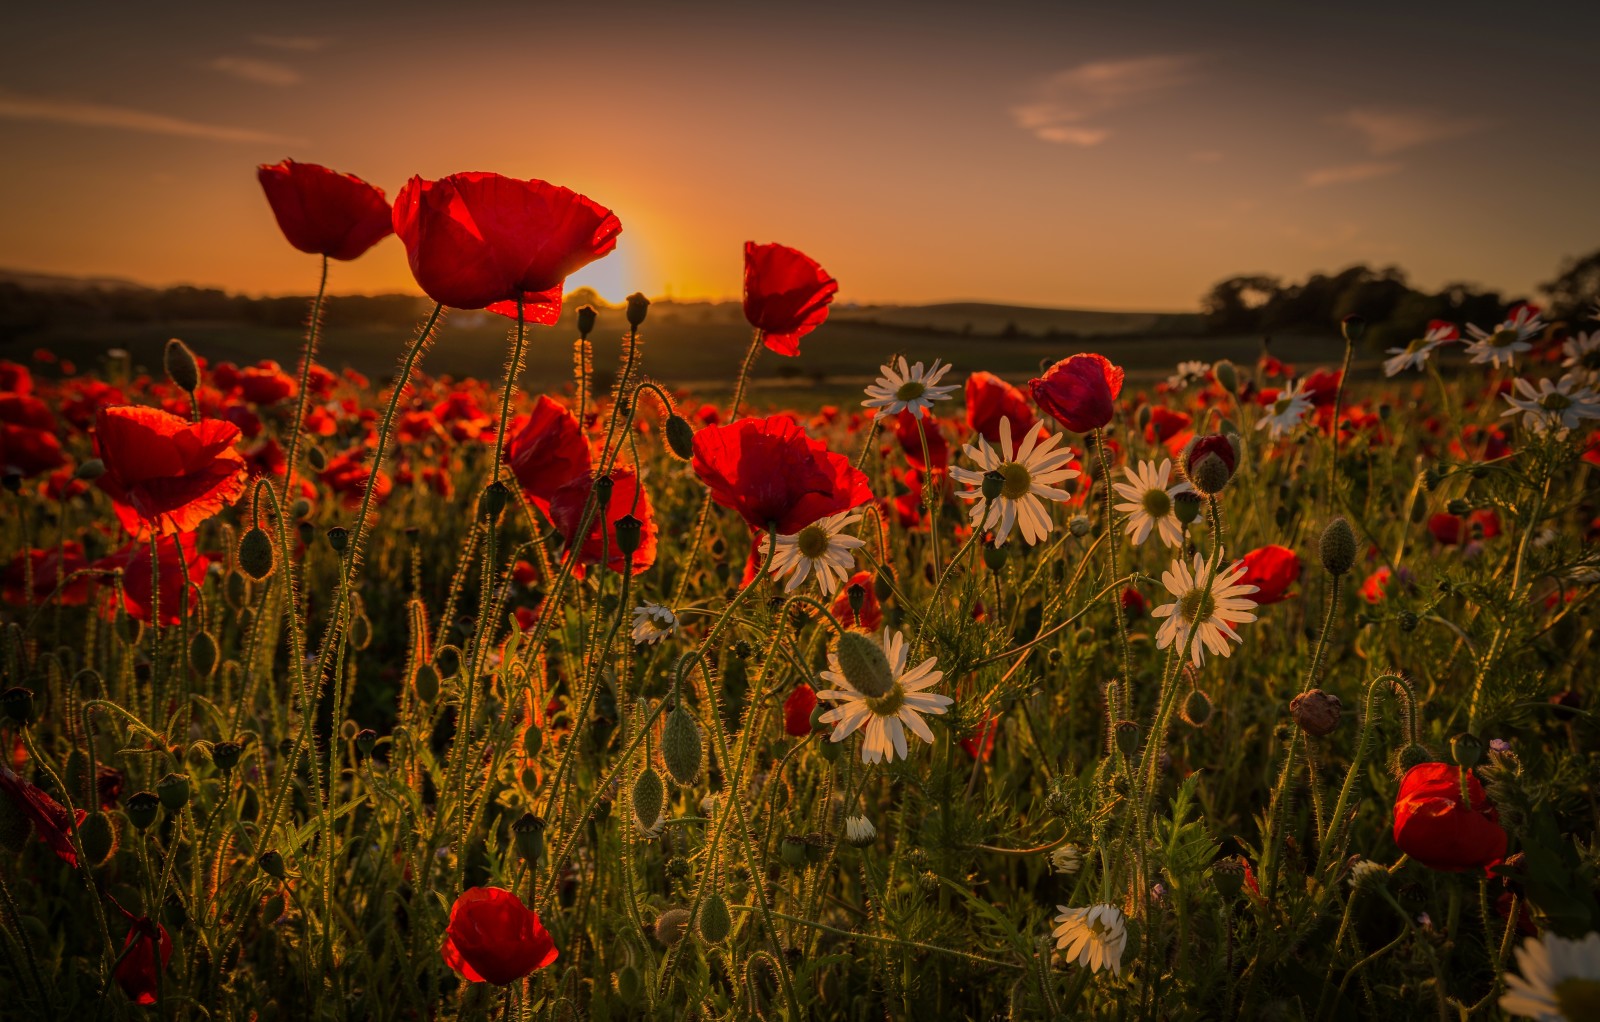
[505,396,591,509]
[1030,354,1124,433]
[547,469,657,575]
[319,449,392,510]
[1236,545,1301,605]
[236,361,297,405]
[965,371,1036,445]
[691,415,872,535]
[393,172,621,323]
[960,714,999,761]
[93,406,246,538]
[97,532,210,626]
[0,765,87,866]
[258,159,393,261]
[784,683,819,737]
[831,570,883,631]
[440,887,558,984]
[1145,406,1192,446]
[114,917,174,1005]
[1393,763,1508,872]
[743,242,838,356]
[0,422,66,478]
[891,409,949,472]
[3,543,90,606]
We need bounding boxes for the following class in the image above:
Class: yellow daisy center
[1555,978,1600,1019]
[865,682,906,718]
[1140,487,1172,519]
[895,379,926,402]
[1179,587,1215,623]
[1489,328,1520,348]
[796,523,831,559]
[999,461,1033,500]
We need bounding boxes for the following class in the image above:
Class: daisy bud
[1213,359,1238,394]
[238,528,276,581]
[832,630,896,699]
[156,773,190,811]
[661,704,703,786]
[615,514,644,556]
[163,338,200,393]
[1182,433,1240,495]
[577,304,597,339]
[665,415,696,460]
[1289,689,1343,737]
[1348,858,1388,892]
[2,687,35,725]
[1173,490,1203,525]
[697,891,732,944]
[1450,732,1483,769]
[654,907,691,946]
[513,812,547,865]
[126,791,161,831]
[327,526,348,552]
[844,814,877,847]
[73,458,106,481]
[1422,467,1442,491]
[1319,518,1357,576]
[625,292,651,328]
[79,812,116,866]
[259,850,287,880]
[1212,856,1245,900]
[632,767,665,831]
[1050,843,1083,875]
[1340,314,1366,343]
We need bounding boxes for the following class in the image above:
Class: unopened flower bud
[238,528,276,581]
[874,566,894,601]
[614,514,643,556]
[1319,518,1356,576]
[833,630,896,698]
[414,663,440,703]
[1068,514,1092,537]
[79,812,116,866]
[697,891,732,944]
[1213,359,1238,394]
[1289,688,1343,736]
[259,850,287,879]
[1450,732,1483,769]
[661,703,703,786]
[164,338,200,393]
[1349,858,1388,892]
[665,414,695,460]
[1341,314,1366,343]
[2,687,36,725]
[1173,490,1203,525]
[632,767,665,831]
[654,906,691,946]
[513,812,547,865]
[1181,688,1213,727]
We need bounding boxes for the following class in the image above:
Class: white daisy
[1500,930,1600,1021]
[862,356,958,419]
[843,815,877,847]
[1465,305,1544,369]
[1254,380,1313,440]
[1500,373,1600,436]
[1050,843,1083,875]
[1166,360,1211,391]
[948,416,1079,547]
[1384,321,1459,377]
[1051,904,1128,977]
[1111,459,1192,548]
[630,603,677,645]
[816,628,952,765]
[1561,331,1600,382]
[1151,553,1259,666]
[768,510,866,595]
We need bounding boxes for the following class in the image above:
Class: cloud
[252,35,333,52]
[1303,161,1404,188]
[1012,55,1200,146]
[0,93,306,145]
[207,56,302,87]
[1329,107,1489,155]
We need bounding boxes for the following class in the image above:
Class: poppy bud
[1182,434,1240,495]
[523,725,544,757]
[874,566,894,601]
[654,907,691,946]
[126,791,161,831]
[981,470,1005,502]
[833,630,895,699]
[1068,514,1092,537]
[1212,856,1245,900]
[614,514,644,556]
[615,965,644,1005]
[1173,491,1203,525]
[1393,743,1431,777]
[1289,689,1343,736]
[414,664,441,703]
[79,812,116,866]
[355,728,378,758]
[1340,314,1366,343]
[575,304,598,339]
[982,543,1007,572]
[697,890,732,944]
[480,481,509,520]
[296,520,314,547]
[1450,732,1483,769]
[632,767,664,831]
[1213,359,1238,393]
[156,773,190,811]
[660,415,696,462]
[327,526,348,552]
[211,741,243,772]
[513,812,547,865]
[1319,518,1356,576]
[661,704,703,786]
[2,687,36,725]
[186,631,218,679]
[74,458,106,481]
[307,445,328,472]
[238,528,276,581]
[164,338,200,393]
[1181,688,1213,727]
[259,850,287,879]
[1135,405,1153,432]
[625,292,651,327]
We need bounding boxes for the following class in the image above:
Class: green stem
[281,254,328,504]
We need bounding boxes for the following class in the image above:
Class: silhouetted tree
[1540,249,1600,322]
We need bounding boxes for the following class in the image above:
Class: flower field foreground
[0,163,1597,1021]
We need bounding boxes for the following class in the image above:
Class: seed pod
[614,514,644,556]
[125,791,161,830]
[237,528,276,580]
[1450,732,1483,769]
[665,415,695,460]
[1319,517,1357,576]
[698,891,732,944]
[625,292,651,327]
[576,304,597,339]
[74,458,106,481]
[79,812,117,866]
[512,812,547,866]
[1340,314,1366,343]
[1173,490,1203,525]
[1212,856,1245,900]
[2,687,35,725]
[661,704,703,786]
[156,773,190,811]
[327,526,348,552]
[189,631,218,678]
[1114,720,1140,758]
[211,741,244,772]
[632,766,665,831]
[163,338,200,393]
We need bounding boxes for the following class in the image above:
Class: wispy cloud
[1303,161,1404,188]
[1012,55,1200,146]
[252,35,333,52]
[1330,107,1489,155]
[207,56,302,87]
[0,93,305,145]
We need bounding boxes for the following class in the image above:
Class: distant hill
[0,267,152,292]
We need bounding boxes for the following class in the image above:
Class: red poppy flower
[1030,354,1124,433]
[440,887,558,985]
[97,532,210,626]
[114,918,173,1005]
[0,394,55,432]
[0,360,32,395]
[393,172,621,323]
[831,570,883,631]
[236,361,297,406]
[1301,369,1342,408]
[1120,586,1147,618]
[0,765,87,867]
[965,371,1035,445]
[691,414,872,535]
[960,714,999,761]
[891,409,948,472]
[93,406,246,538]
[547,469,657,575]
[784,683,818,737]
[435,390,494,442]
[1236,545,1301,605]
[1145,406,1192,445]
[319,449,392,510]
[258,159,393,261]
[3,543,90,606]
[0,423,66,478]
[743,242,839,356]
[1360,567,1391,604]
[1393,763,1507,872]
[506,396,591,509]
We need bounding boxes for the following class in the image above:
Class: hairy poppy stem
[729,328,762,419]
[281,254,328,505]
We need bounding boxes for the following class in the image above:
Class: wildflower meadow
[0,161,1596,1020]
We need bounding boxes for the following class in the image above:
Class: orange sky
[3,1,1597,310]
